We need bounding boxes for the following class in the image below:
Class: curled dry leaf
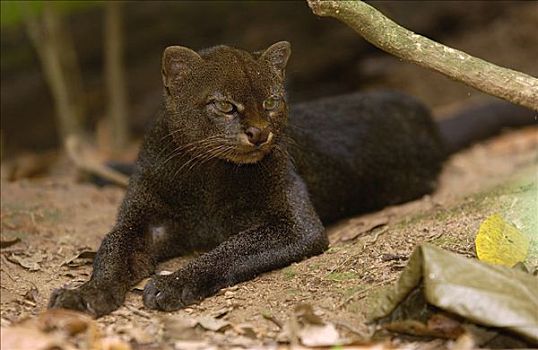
[210,306,233,319]
[116,325,153,345]
[0,326,63,350]
[132,277,150,291]
[37,308,92,336]
[24,287,39,304]
[277,303,343,347]
[231,323,258,339]
[330,213,389,243]
[344,215,389,241]
[161,315,199,341]
[196,315,230,332]
[0,308,133,350]
[370,244,538,343]
[7,252,43,271]
[0,237,21,249]
[294,303,324,325]
[298,323,340,347]
[131,274,171,305]
[61,249,97,268]
[262,312,283,329]
[427,313,465,339]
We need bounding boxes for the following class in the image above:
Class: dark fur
[49,42,534,317]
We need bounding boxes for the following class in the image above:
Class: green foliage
[1,1,102,28]
[326,271,358,281]
[282,266,297,279]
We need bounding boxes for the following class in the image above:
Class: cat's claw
[143,273,207,311]
[143,275,186,311]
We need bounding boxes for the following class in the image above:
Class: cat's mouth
[224,151,263,164]
[223,146,272,164]
[225,140,273,164]
[218,132,275,164]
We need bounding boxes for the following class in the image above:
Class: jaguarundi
[49,41,535,317]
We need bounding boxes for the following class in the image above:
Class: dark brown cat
[49,41,534,316]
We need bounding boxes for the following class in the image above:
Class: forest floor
[1,127,537,350]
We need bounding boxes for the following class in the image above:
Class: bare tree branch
[65,135,129,188]
[307,0,538,111]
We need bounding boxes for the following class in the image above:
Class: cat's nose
[245,126,270,146]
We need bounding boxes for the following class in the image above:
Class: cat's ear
[162,46,203,88]
[260,41,291,79]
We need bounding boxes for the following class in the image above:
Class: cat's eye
[214,100,235,114]
[263,96,281,111]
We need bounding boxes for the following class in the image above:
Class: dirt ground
[1,127,537,349]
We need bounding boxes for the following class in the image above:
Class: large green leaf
[369,244,538,343]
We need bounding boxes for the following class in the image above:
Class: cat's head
[160,41,291,165]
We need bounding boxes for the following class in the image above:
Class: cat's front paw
[143,273,204,311]
[49,282,125,317]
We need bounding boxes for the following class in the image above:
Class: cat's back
[289,91,433,146]
[288,91,446,223]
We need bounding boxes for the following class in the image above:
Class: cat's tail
[436,99,537,155]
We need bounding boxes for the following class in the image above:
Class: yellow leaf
[475,214,530,267]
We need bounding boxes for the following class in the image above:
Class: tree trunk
[21,2,86,144]
[105,1,129,152]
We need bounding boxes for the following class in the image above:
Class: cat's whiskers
[171,140,231,178]
[282,134,301,150]
[186,144,229,172]
[156,136,222,172]
[156,127,212,159]
[286,123,309,132]
[160,128,184,142]
[191,145,235,172]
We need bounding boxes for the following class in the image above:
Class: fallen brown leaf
[0,237,21,249]
[7,252,43,271]
[427,313,465,339]
[0,309,132,350]
[298,323,340,347]
[161,315,200,341]
[132,277,150,291]
[196,315,230,332]
[276,303,345,347]
[343,215,389,241]
[61,249,96,268]
[294,303,324,325]
[330,213,389,243]
[384,313,465,340]
[116,325,152,344]
[210,306,233,319]
[37,308,92,336]
[0,325,63,350]
[23,287,39,305]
